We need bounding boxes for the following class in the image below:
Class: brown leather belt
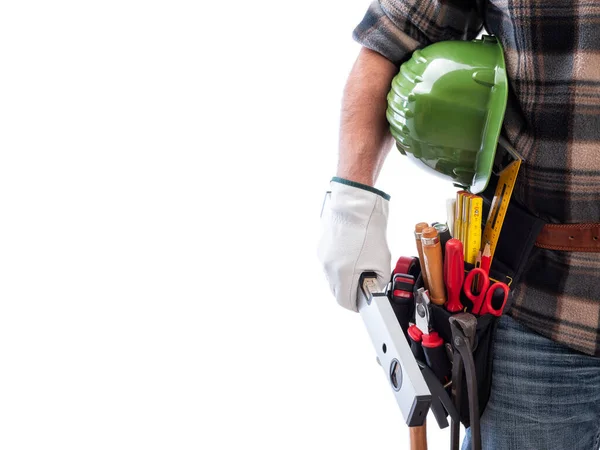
[535,223,600,252]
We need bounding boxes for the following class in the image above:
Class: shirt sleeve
[353,0,483,65]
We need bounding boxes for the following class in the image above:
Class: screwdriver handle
[422,332,451,383]
[444,239,465,313]
[422,227,446,305]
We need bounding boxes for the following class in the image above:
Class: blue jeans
[462,315,600,450]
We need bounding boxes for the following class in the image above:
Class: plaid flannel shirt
[354,0,600,356]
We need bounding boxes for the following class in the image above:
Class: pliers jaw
[415,288,431,335]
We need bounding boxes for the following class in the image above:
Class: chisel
[421,227,446,306]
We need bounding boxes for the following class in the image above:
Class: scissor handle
[463,268,490,312]
[479,282,510,317]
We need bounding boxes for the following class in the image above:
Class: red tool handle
[444,239,465,313]
[408,324,425,362]
[422,332,451,383]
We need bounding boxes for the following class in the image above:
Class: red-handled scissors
[463,268,509,316]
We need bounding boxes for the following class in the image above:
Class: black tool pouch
[447,167,546,426]
[412,263,510,428]
[479,170,546,287]
[388,170,547,429]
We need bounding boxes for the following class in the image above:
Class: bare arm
[337,47,398,187]
[338,46,429,450]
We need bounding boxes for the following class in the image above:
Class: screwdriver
[444,239,465,313]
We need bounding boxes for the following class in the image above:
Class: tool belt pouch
[439,168,545,426]
[412,265,510,428]
[389,163,547,427]
[480,170,546,286]
[398,195,543,427]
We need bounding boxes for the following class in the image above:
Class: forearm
[337,47,398,187]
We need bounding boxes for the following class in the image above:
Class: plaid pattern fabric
[354,0,600,355]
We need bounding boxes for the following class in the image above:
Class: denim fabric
[462,315,600,450]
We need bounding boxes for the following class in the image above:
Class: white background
[1,1,459,448]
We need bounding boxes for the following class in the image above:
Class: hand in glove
[318,177,392,312]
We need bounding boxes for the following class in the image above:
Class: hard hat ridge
[387,35,508,193]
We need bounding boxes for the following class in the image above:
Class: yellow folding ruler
[465,195,482,264]
[481,137,523,262]
[455,191,467,245]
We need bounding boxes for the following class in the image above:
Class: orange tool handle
[410,423,428,450]
[422,227,446,305]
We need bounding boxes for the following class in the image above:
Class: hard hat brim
[470,39,508,194]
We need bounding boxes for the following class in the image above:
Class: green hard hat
[387,35,508,194]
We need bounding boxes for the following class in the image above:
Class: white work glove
[318,177,392,312]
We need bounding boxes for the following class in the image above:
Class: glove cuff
[331,177,391,201]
